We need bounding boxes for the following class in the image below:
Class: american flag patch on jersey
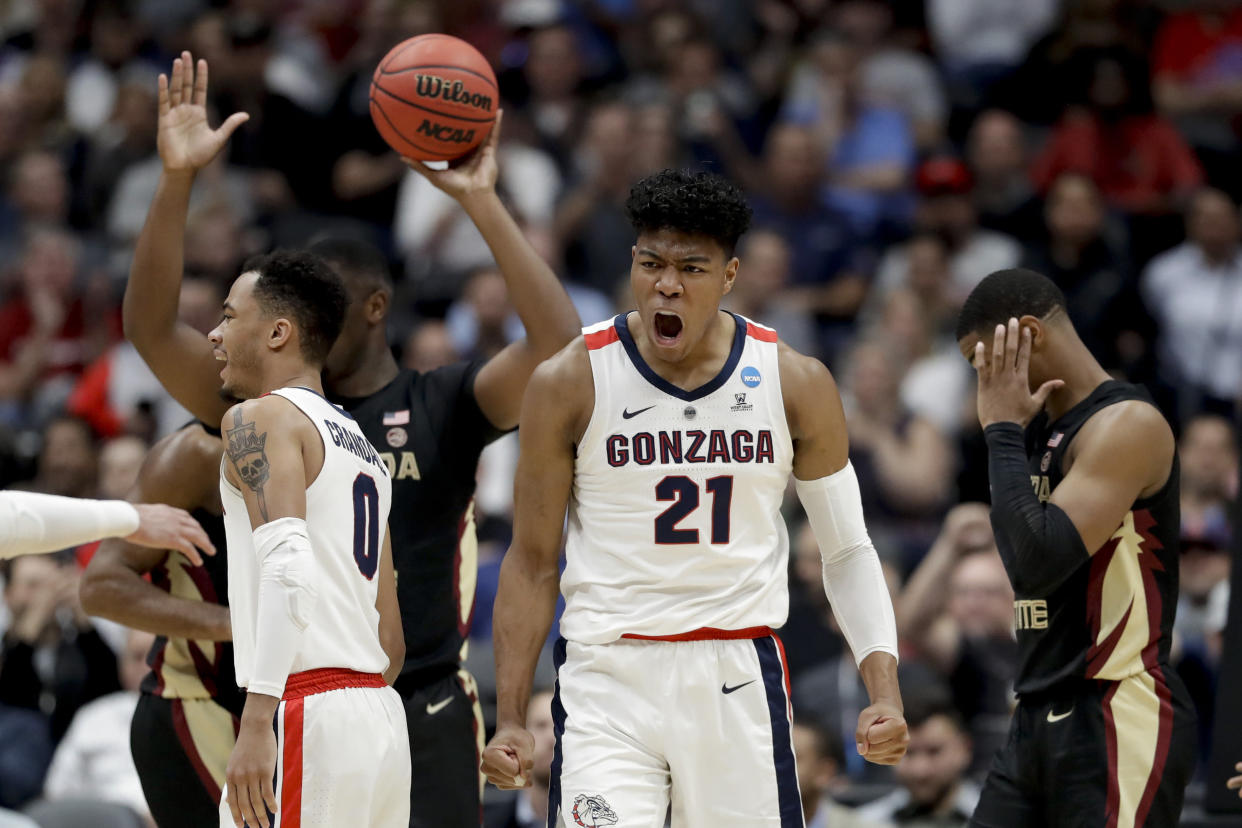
[1047,432,1064,447]
[383,410,410,426]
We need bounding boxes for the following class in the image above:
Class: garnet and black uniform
[333,361,505,827]
[130,424,243,828]
[971,382,1197,828]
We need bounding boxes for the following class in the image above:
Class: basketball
[369,34,498,162]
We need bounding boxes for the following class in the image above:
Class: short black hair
[955,268,1068,342]
[626,169,752,257]
[795,720,845,767]
[243,250,348,367]
[306,237,393,292]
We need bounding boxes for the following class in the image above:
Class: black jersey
[140,425,244,716]
[334,362,505,681]
[1007,381,1181,695]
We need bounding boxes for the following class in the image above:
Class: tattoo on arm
[225,407,271,522]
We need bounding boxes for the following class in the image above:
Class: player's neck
[262,365,325,397]
[633,309,735,390]
[1042,342,1113,422]
[327,343,400,399]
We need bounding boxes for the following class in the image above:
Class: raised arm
[80,426,230,640]
[403,112,582,430]
[221,397,316,828]
[481,343,587,790]
[781,344,907,766]
[124,51,248,425]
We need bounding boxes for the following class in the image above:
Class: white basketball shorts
[548,628,804,828]
[218,668,410,828]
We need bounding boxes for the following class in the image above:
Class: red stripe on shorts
[282,668,385,699]
[281,698,304,828]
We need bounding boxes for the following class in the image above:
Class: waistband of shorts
[620,625,774,642]
[281,668,387,700]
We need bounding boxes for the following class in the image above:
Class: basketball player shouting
[211,249,408,828]
[956,269,1196,827]
[481,170,907,827]
[125,53,581,826]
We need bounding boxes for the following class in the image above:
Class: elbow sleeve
[795,464,899,665]
[248,517,319,698]
[985,423,1089,595]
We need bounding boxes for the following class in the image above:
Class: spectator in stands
[507,23,590,169]
[1142,187,1242,419]
[42,628,154,821]
[877,289,973,437]
[840,339,954,556]
[483,687,556,828]
[967,110,1041,241]
[1031,46,1203,228]
[64,0,154,135]
[722,229,816,355]
[402,320,460,374]
[1021,172,1146,372]
[1180,413,1238,541]
[1152,0,1242,194]
[897,503,1017,775]
[782,27,915,238]
[857,692,980,827]
[0,554,120,742]
[874,157,1021,308]
[80,70,159,230]
[792,721,885,828]
[446,267,521,361]
[0,701,52,811]
[95,436,146,501]
[26,416,98,500]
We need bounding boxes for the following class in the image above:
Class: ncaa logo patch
[741,366,761,387]
[387,427,408,448]
[572,794,618,827]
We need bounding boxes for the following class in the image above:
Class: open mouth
[653,311,683,345]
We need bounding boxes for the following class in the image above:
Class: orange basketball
[369,34,498,162]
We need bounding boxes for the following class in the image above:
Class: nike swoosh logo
[1046,708,1073,723]
[426,696,454,715]
[622,405,656,419]
[721,680,756,694]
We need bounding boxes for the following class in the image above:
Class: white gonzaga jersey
[220,387,393,690]
[561,313,795,644]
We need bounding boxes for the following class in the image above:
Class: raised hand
[402,110,503,202]
[973,317,1064,429]
[158,51,249,176]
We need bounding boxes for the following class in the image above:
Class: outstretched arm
[481,345,586,790]
[782,344,906,766]
[403,112,581,431]
[125,51,248,425]
[80,427,230,639]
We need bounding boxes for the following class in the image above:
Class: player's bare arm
[222,396,322,828]
[975,318,1174,593]
[81,426,231,640]
[376,530,404,685]
[125,51,248,425]
[483,342,592,789]
[780,343,908,766]
[404,111,581,430]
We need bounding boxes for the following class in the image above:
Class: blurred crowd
[0,0,1239,825]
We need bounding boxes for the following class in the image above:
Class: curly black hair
[955,268,1068,342]
[243,249,348,367]
[625,169,752,256]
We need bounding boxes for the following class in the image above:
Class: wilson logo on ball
[413,75,494,111]
[415,120,476,144]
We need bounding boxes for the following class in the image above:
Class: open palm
[158,50,249,174]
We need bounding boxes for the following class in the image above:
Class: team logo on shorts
[387,427,408,448]
[1040,450,1052,472]
[572,794,618,827]
[741,366,761,387]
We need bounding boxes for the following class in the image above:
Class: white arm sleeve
[795,462,899,666]
[247,517,319,698]
[0,491,141,559]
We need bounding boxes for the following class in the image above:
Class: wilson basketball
[369,34,498,162]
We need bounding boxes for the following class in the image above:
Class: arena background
[0,0,1239,825]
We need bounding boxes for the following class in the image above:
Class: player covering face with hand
[482,170,907,827]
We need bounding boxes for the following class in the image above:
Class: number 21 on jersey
[654,475,733,544]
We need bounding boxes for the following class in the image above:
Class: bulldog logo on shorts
[572,794,618,827]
